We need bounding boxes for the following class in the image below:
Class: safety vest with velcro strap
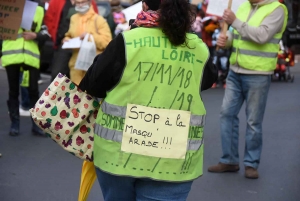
[93,28,209,182]
[230,1,287,71]
[2,6,44,69]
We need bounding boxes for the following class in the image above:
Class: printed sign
[206,0,247,17]
[121,104,191,159]
[0,0,25,40]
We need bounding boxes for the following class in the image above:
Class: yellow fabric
[76,7,95,36]
[78,161,96,201]
[1,6,44,68]
[229,2,287,71]
[20,70,30,87]
[64,8,112,84]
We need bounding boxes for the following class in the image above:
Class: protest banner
[122,2,142,22]
[0,0,25,40]
[206,0,247,17]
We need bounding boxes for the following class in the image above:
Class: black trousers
[5,64,40,108]
[50,46,72,81]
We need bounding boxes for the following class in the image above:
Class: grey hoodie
[226,0,286,75]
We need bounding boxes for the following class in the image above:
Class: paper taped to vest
[121,104,191,159]
[206,0,247,17]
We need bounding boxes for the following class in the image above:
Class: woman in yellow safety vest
[2,4,49,137]
[79,0,217,200]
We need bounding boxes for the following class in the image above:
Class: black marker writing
[176,114,186,127]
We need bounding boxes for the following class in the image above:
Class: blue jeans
[219,70,271,169]
[19,73,30,110]
[95,168,193,201]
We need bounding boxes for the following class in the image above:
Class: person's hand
[80,32,87,40]
[222,9,236,25]
[62,38,69,43]
[211,16,218,22]
[22,32,37,40]
[217,33,228,48]
[125,26,131,31]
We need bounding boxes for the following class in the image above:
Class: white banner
[206,0,247,17]
[122,2,142,22]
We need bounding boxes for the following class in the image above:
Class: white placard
[122,2,142,22]
[206,0,247,17]
[62,37,82,49]
[21,1,38,30]
[121,104,191,159]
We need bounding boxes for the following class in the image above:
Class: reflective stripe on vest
[232,33,280,44]
[2,49,39,59]
[101,101,206,127]
[231,47,278,58]
[94,123,203,151]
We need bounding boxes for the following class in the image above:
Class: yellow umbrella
[78,161,97,201]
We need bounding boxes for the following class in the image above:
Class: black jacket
[79,33,218,98]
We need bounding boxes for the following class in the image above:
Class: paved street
[0,66,299,201]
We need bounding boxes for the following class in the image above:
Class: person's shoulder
[94,14,107,23]
[266,2,286,17]
[36,6,44,14]
[70,13,81,21]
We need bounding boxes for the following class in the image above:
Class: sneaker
[223,83,226,89]
[211,83,217,88]
[208,162,240,173]
[245,166,259,179]
[19,107,31,117]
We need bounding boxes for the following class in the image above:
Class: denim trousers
[19,73,30,110]
[219,70,271,169]
[95,168,193,201]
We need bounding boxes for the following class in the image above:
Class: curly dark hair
[158,0,195,47]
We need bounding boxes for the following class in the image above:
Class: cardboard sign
[206,0,247,17]
[0,0,25,40]
[121,104,191,159]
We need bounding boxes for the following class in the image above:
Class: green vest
[93,28,210,182]
[230,1,287,71]
[2,6,44,68]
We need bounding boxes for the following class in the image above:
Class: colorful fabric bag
[30,73,100,161]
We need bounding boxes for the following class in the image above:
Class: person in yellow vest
[208,0,287,179]
[63,0,112,85]
[2,5,48,137]
[78,0,217,199]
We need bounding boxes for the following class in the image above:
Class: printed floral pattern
[30,73,100,161]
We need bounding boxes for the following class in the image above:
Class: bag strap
[94,15,100,34]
